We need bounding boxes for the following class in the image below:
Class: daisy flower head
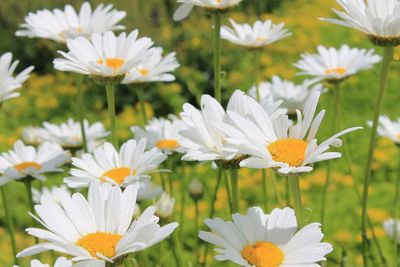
[32,185,70,204]
[367,115,400,145]
[322,0,400,46]
[221,19,291,49]
[123,47,180,84]
[22,126,47,146]
[383,218,400,244]
[137,180,163,201]
[65,139,167,188]
[221,91,362,174]
[199,207,333,266]
[53,31,155,84]
[16,2,126,43]
[131,115,186,155]
[42,119,108,151]
[294,45,381,83]
[248,76,326,115]
[173,0,244,21]
[15,257,73,267]
[17,182,179,266]
[0,52,34,105]
[0,140,69,186]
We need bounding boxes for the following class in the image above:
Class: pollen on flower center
[155,139,178,150]
[76,232,122,258]
[97,58,125,71]
[14,162,42,172]
[268,138,308,167]
[138,68,150,76]
[256,37,265,42]
[325,67,346,76]
[241,241,284,267]
[101,167,134,185]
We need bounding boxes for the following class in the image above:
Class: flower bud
[155,192,175,219]
[189,178,203,201]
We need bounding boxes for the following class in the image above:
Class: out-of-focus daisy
[189,178,204,200]
[32,185,70,204]
[123,47,179,84]
[367,115,400,145]
[16,2,126,43]
[295,45,381,82]
[321,0,400,46]
[199,207,332,266]
[14,257,73,267]
[0,52,34,104]
[383,218,400,244]
[173,0,243,21]
[221,92,361,174]
[53,31,155,81]
[248,76,325,114]
[0,140,69,186]
[155,192,175,219]
[221,19,291,48]
[137,180,163,201]
[65,139,167,188]
[42,119,108,150]
[131,115,186,154]
[21,127,46,146]
[17,182,178,266]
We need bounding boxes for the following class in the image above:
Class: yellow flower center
[14,162,42,172]
[155,139,179,150]
[256,37,265,42]
[325,67,346,76]
[268,138,308,167]
[241,242,284,267]
[97,58,125,72]
[101,167,135,185]
[76,27,82,32]
[138,68,150,76]
[76,232,122,258]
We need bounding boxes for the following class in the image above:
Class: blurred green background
[1,0,400,266]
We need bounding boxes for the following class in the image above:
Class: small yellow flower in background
[335,230,353,243]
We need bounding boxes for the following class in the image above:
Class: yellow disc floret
[155,139,179,150]
[76,232,122,258]
[268,138,308,167]
[97,58,125,73]
[14,162,42,172]
[325,67,346,76]
[241,241,284,267]
[101,167,134,185]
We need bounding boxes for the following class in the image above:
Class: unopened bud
[155,192,175,219]
[189,179,204,200]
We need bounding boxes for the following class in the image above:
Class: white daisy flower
[42,119,108,150]
[321,0,400,45]
[14,257,73,267]
[155,192,175,219]
[131,115,186,154]
[0,52,34,104]
[16,2,126,43]
[53,31,155,79]
[123,47,180,84]
[221,19,291,48]
[32,185,70,204]
[220,92,362,174]
[294,45,381,82]
[64,139,167,188]
[367,115,400,145]
[17,182,179,266]
[137,180,163,201]
[0,140,70,186]
[383,218,400,244]
[173,0,243,21]
[248,76,326,115]
[21,126,46,146]
[199,207,333,266]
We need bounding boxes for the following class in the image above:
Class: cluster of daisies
[1,0,400,266]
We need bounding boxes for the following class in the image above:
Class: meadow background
[0,0,399,266]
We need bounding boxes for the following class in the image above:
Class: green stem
[136,86,148,125]
[261,169,268,211]
[1,187,19,265]
[224,170,233,215]
[289,175,304,227]
[270,171,282,206]
[24,179,38,244]
[230,168,240,214]
[179,163,187,240]
[106,83,118,149]
[285,175,290,206]
[194,200,200,267]
[254,50,262,102]
[394,147,400,265]
[167,156,174,197]
[75,74,88,152]
[168,232,184,267]
[212,13,222,102]
[361,46,394,267]
[202,167,223,267]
